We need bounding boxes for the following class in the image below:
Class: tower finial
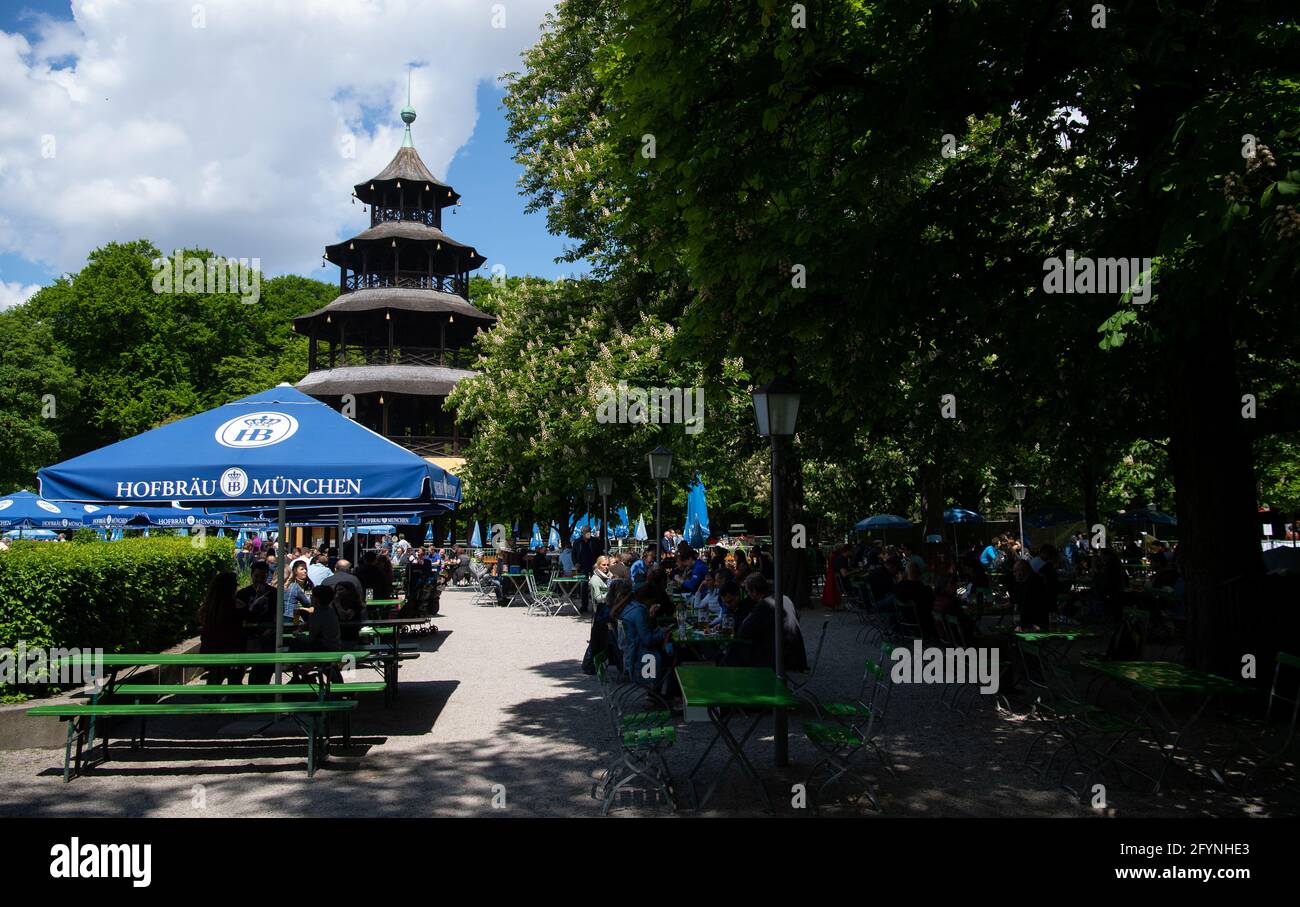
[400,68,417,147]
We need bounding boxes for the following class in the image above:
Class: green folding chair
[1224,650,1300,787]
[591,652,676,815]
[802,643,897,811]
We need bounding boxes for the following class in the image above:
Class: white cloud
[0,280,40,310]
[0,0,556,279]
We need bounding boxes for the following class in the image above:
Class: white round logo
[220,468,249,497]
[37,500,60,513]
[186,515,196,525]
[0,500,10,512]
[215,411,299,449]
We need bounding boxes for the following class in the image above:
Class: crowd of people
[820,530,1183,637]
[197,534,474,685]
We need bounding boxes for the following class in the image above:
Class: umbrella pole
[275,500,286,686]
[337,507,344,560]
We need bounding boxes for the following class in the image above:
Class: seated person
[895,560,937,637]
[1010,557,1052,629]
[932,572,978,641]
[724,574,808,671]
[868,557,901,610]
[711,579,742,628]
[692,570,722,616]
[617,582,673,695]
[677,548,709,595]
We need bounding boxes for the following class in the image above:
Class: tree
[0,312,77,491]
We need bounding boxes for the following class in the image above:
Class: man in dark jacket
[1011,558,1052,629]
[573,527,599,613]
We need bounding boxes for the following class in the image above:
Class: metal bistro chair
[591,652,676,815]
[1223,650,1300,788]
[524,572,557,616]
[802,642,898,811]
[789,614,831,714]
[1019,641,1142,801]
[470,564,497,607]
[500,572,530,608]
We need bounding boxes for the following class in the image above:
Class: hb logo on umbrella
[215,412,299,448]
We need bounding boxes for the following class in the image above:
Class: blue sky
[0,0,582,304]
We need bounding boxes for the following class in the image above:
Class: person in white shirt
[692,570,723,616]
[558,545,576,576]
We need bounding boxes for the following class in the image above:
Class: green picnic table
[676,665,798,811]
[33,651,370,780]
[261,618,430,703]
[1082,659,1250,791]
[549,576,585,616]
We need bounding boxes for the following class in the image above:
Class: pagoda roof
[296,364,476,397]
[354,146,460,208]
[325,221,486,271]
[292,287,494,331]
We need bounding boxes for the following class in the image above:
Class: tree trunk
[1081,459,1100,536]
[919,452,945,538]
[1167,304,1265,674]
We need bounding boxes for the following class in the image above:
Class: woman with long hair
[198,571,245,685]
[285,558,314,620]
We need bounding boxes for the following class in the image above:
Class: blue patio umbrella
[635,515,648,541]
[855,514,913,531]
[0,491,102,532]
[1026,508,1084,529]
[1113,509,1177,526]
[425,523,434,542]
[88,504,227,530]
[3,528,57,540]
[38,384,460,683]
[612,506,630,539]
[549,524,561,548]
[944,508,984,524]
[469,521,482,548]
[684,475,710,548]
[530,523,544,549]
[39,385,460,508]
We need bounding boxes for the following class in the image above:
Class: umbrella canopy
[944,508,985,524]
[635,515,648,541]
[684,475,710,548]
[1026,508,1084,529]
[855,513,913,531]
[0,491,101,531]
[38,385,460,508]
[88,504,228,529]
[3,528,58,540]
[469,521,482,547]
[530,523,544,549]
[612,506,630,539]
[1113,509,1177,526]
[548,524,562,548]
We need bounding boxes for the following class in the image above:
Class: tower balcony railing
[371,205,438,228]
[343,270,468,297]
[317,344,476,371]
[386,435,468,458]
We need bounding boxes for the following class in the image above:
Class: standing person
[198,572,246,686]
[588,555,612,614]
[574,526,599,613]
[661,529,675,556]
[822,545,847,609]
[630,547,655,585]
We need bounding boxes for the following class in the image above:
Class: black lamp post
[597,476,613,555]
[647,446,673,561]
[752,377,801,767]
[1012,482,1028,546]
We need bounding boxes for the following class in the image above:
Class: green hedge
[0,536,234,699]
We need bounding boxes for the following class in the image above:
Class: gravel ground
[0,588,1294,818]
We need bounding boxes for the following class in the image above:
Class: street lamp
[596,476,613,555]
[1011,481,1028,547]
[752,377,801,767]
[647,446,673,560]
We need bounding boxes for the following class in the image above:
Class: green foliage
[20,240,334,464]
[0,310,78,493]
[0,536,234,700]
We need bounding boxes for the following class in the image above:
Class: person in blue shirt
[677,548,708,594]
[629,547,655,585]
[285,559,314,620]
[979,542,1000,568]
[617,583,672,694]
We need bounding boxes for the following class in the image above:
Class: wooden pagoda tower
[294,97,494,478]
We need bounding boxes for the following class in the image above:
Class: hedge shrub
[0,536,234,699]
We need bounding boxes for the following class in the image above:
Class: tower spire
[401,69,416,148]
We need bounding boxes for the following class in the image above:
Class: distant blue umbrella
[635,515,648,541]
[1026,508,1083,529]
[1113,509,1177,526]
[425,522,434,542]
[684,475,710,548]
[855,514,913,531]
[944,508,984,524]
[3,528,57,540]
[469,521,482,547]
[530,522,544,549]
[548,525,561,548]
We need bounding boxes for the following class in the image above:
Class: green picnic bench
[29,652,371,781]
